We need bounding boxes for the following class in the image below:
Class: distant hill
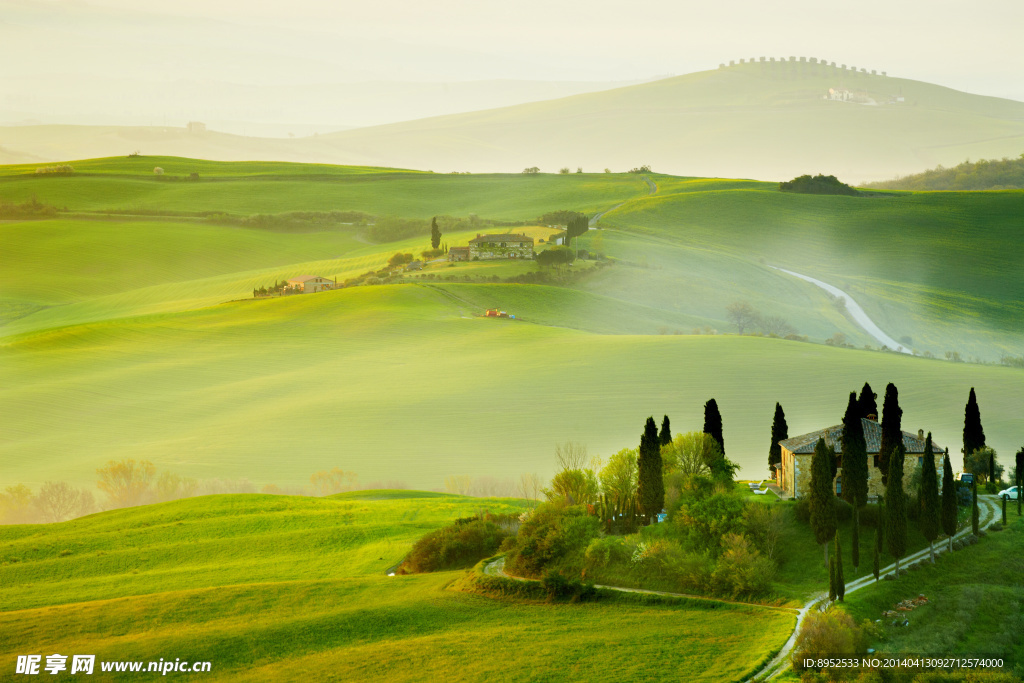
[865,153,1024,190]
[4,62,1024,182]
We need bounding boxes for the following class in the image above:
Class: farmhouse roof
[779,418,944,455]
[449,246,470,252]
[469,233,533,244]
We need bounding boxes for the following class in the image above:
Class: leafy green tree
[919,433,940,563]
[878,383,902,485]
[430,216,441,250]
[963,387,986,469]
[840,391,868,506]
[885,444,908,578]
[769,403,788,474]
[971,477,979,535]
[965,446,1002,484]
[703,398,725,456]
[543,469,598,505]
[564,213,589,254]
[637,417,664,523]
[834,530,845,601]
[851,504,860,570]
[941,453,957,551]
[598,447,638,507]
[857,382,877,419]
[661,431,721,477]
[659,415,672,446]
[810,438,838,566]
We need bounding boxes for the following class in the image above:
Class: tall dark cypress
[872,529,880,582]
[885,443,907,578]
[430,216,441,250]
[963,387,985,469]
[659,415,672,447]
[810,438,838,567]
[703,399,724,456]
[851,504,860,570]
[858,382,878,419]
[919,433,940,563]
[636,417,664,523]
[941,452,957,552]
[834,530,845,601]
[769,403,788,474]
[1017,448,1023,517]
[828,556,837,602]
[841,392,868,507]
[878,383,903,485]
[971,477,979,535]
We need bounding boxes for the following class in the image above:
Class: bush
[711,533,775,598]
[779,174,859,196]
[504,502,601,577]
[401,514,516,573]
[584,535,634,572]
[388,252,414,267]
[541,570,597,602]
[792,609,865,671]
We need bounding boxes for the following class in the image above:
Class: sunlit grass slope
[0,156,651,219]
[0,492,795,682]
[596,186,1024,358]
[2,284,1022,488]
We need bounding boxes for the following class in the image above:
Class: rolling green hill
[2,159,1022,490]
[0,492,795,681]
[5,62,1024,181]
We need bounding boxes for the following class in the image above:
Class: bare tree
[444,475,473,496]
[555,441,588,471]
[760,315,795,337]
[518,472,542,501]
[33,482,82,523]
[96,459,156,508]
[726,301,761,335]
[309,468,358,496]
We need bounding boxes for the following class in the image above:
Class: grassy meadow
[2,158,1024,491]
[0,492,795,681]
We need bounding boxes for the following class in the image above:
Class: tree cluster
[865,153,1024,191]
[725,301,797,337]
[779,174,860,196]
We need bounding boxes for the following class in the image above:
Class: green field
[0,492,795,681]
[3,157,1023,491]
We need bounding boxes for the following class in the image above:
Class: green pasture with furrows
[2,283,1023,490]
[2,157,1023,491]
[0,493,795,682]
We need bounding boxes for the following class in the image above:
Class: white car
[998,486,1019,500]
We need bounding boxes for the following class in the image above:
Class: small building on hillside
[775,418,945,499]
[448,247,470,262]
[286,275,337,293]
[468,233,534,260]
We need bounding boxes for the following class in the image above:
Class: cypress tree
[1002,496,1007,526]
[963,387,986,469]
[885,443,907,578]
[659,415,672,447]
[769,403,788,474]
[828,556,837,602]
[430,216,441,250]
[703,399,724,456]
[841,391,868,507]
[872,531,880,582]
[851,504,860,570]
[1017,448,1023,517]
[989,451,995,485]
[857,382,878,419]
[834,530,845,601]
[637,417,664,524]
[919,432,940,563]
[810,437,838,566]
[878,383,903,485]
[941,452,957,552]
[971,477,979,536]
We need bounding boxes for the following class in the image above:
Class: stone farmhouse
[775,418,945,499]
[447,233,534,261]
[286,275,337,293]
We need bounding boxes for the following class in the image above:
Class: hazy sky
[3,0,1023,125]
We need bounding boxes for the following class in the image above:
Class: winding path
[588,175,657,227]
[770,266,910,354]
[751,495,999,681]
[481,496,998,682]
